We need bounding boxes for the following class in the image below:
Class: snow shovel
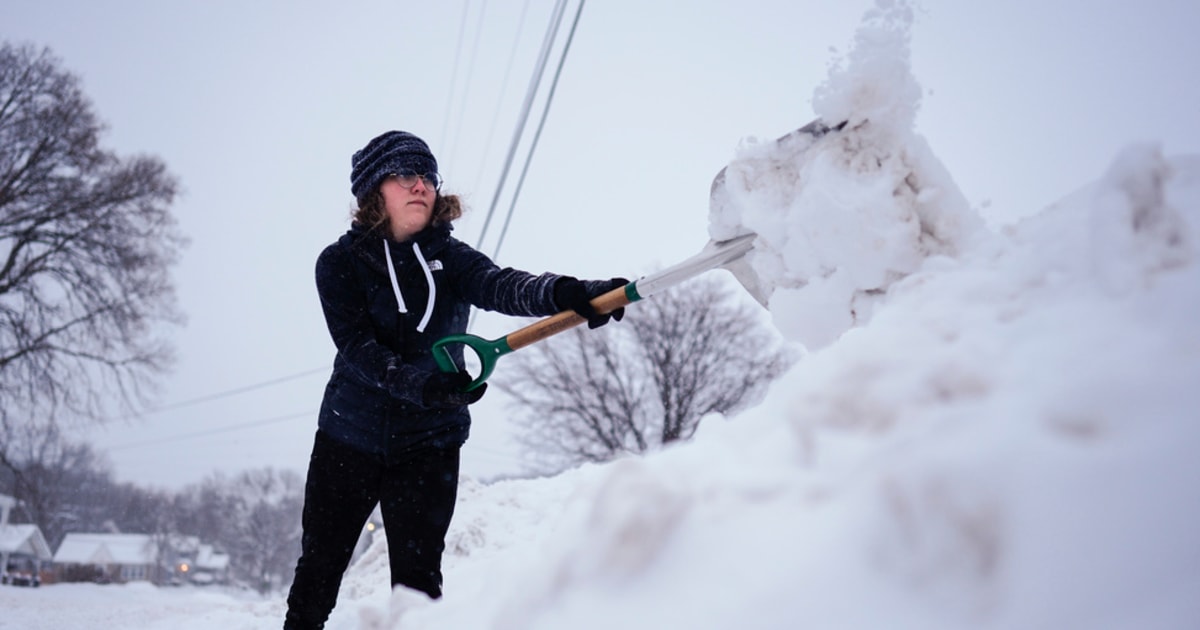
[431,233,758,391]
[432,118,845,391]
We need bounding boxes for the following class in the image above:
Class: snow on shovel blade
[432,119,847,390]
[707,118,848,307]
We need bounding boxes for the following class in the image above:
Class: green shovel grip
[431,333,513,392]
[431,282,639,392]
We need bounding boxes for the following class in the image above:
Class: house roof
[0,524,53,560]
[53,533,158,565]
[195,544,230,571]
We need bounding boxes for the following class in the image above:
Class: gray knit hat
[350,131,439,204]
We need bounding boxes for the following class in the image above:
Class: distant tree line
[0,429,303,593]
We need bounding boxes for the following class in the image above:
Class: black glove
[422,370,487,408]
[554,276,629,329]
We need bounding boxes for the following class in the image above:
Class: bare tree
[496,275,795,474]
[173,468,304,594]
[0,43,184,457]
[222,468,304,594]
[0,426,114,547]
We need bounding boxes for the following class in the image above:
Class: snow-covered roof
[53,533,158,566]
[195,544,230,571]
[0,524,53,560]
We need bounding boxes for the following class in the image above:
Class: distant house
[187,544,231,585]
[168,536,231,585]
[52,533,161,583]
[1,493,53,586]
[0,524,53,586]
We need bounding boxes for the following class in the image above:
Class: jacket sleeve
[446,240,565,316]
[315,243,429,406]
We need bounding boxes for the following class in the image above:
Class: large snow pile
[3,1,1197,628]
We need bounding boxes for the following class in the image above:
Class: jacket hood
[342,222,453,273]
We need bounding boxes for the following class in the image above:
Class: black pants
[283,430,460,630]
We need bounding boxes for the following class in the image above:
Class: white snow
[4,2,1199,628]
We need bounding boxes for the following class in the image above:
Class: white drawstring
[383,239,407,313]
[382,238,437,333]
[411,242,436,333]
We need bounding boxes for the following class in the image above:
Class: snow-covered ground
[4,3,1198,629]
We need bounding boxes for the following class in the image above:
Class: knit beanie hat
[350,131,439,204]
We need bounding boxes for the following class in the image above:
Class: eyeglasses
[388,170,443,191]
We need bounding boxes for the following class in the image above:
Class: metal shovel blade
[627,233,757,301]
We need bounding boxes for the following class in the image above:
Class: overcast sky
[3,0,1198,489]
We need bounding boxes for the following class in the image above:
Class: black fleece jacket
[314,222,565,459]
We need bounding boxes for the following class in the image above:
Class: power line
[106,410,312,451]
[135,366,329,416]
[492,0,587,260]
[474,0,571,250]
[446,0,491,170]
[101,367,329,451]
[472,0,534,193]
[440,0,473,153]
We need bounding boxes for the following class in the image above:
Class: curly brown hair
[351,191,464,234]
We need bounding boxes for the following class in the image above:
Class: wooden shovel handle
[506,285,634,351]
